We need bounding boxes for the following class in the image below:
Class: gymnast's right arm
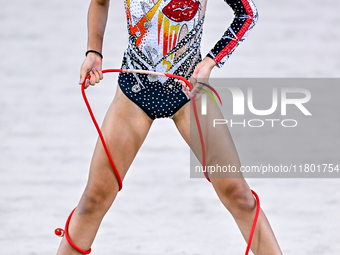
[79,0,110,88]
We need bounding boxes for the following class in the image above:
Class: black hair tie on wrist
[85,50,103,59]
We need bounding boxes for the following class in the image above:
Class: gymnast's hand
[182,57,216,99]
[79,52,103,89]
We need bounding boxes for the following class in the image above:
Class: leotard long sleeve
[207,0,258,67]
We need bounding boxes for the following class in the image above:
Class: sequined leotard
[118,0,258,119]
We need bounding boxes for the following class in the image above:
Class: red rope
[55,69,260,255]
[246,190,261,255]
[55,208,91,254]
[81,69,123,191]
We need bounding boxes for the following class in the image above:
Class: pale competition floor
[0,0,340,254]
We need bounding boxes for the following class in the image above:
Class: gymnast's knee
[215,181,256,217]
[78,184,117,215]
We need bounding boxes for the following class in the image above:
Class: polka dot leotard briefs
[118,0,258,119]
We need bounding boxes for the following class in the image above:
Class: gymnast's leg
[56,86,153,254]
[172,96,282,255]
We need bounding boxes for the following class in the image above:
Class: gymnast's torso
[118,0,258,119]
[122,0,207,78]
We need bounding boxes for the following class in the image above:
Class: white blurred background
[0,0,339,254]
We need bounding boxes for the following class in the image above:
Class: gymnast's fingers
[89,71,96,85]
[98,68,103,80]
[190,80,205,99]
[92,68,100,83]
[85,78,90,89]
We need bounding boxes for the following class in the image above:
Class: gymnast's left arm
[206,0,259,68]
[189,0,259,97]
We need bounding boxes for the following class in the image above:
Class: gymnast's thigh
[86,85,154,192]
[173,95,243,179]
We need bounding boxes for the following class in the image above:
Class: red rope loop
[55,208,91,254]
[55,69,260,255]
[81,69,123,191]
